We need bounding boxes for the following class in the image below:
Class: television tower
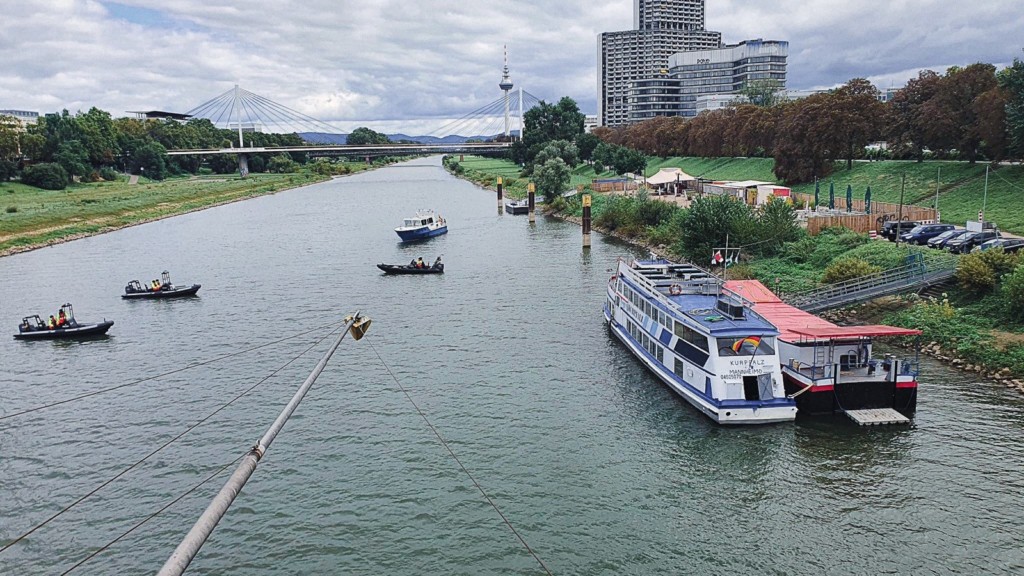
[499,45,514,139]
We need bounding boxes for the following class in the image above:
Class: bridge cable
[57,454,246,575]
[365,337,554,576]
[0,321,340,424]
[0,323,344,555]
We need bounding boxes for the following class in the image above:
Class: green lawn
[0,172,330,254]
[453,155,1024,234]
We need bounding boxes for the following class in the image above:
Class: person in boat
[410,258,417,267]
[433,256,442,268]
[416,257,425,268]
[47,315,57,329]
[151,279,161,291]
[57,309,67,327]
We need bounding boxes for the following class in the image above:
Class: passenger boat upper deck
[604,259,797,424]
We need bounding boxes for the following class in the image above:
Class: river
[1,157,1022,575]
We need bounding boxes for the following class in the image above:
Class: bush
[956,249,1019,294]
[22,163,69,190]
[99,166,120,181]
[1002,265,1024,319]
[5,205,16,213]
[822,258,881,284]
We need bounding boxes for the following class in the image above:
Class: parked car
[927,229,968,249]
[899,223,956,245]
[973,238,1024,254]
[945,230,1000,254]
[881,220,920,241]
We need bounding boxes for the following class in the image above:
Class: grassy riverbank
[459,154,1024,234]
[0,170,350,256]
[448,154,1024,383]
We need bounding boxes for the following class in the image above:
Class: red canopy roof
[724,280,922,341]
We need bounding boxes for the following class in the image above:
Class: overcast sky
[2,0,1022,135]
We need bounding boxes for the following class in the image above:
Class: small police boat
[377,257,443,275]
[14,303,113,340]
[123,271,201,299]
[394,210,447,242]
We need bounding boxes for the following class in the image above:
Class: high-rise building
[630,39,789,122]
[598,0,721,127]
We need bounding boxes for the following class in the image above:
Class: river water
[1,157,1022,575]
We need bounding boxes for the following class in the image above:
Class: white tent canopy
[645,167,695,185]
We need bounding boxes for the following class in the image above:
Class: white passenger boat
[604,259,796,424]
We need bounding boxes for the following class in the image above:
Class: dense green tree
[753,197,801,256]
[18,132,45,161]
[675,195,753,262]
[997,58,1024,159]
[54,140,91,179]
[534,157,571,202]
[0,115,20,162]
[268,153,299,173]
[830,79,887,169]
[75,107,119,165]
[346,127,390,145]
[612,145,647,176]
[521,97,585,165]
[575,132,600,163]
[527,139,578,175]
[132,141,168,179]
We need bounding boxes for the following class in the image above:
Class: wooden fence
[591,179,638,193]
[793,192,939,235]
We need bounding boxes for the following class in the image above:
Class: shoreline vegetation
[0,162,393,258]
[445,154,1024,390]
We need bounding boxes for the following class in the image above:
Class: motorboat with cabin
[14,303,113,340]
[394,210,448,242]
[605,259,796,424]
[123,270,201,299]
[377,256,444,274]
[726,280,921,423]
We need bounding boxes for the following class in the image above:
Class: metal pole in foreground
[497,177,504,214]
[582,194,592,248]
[157,313,366,576]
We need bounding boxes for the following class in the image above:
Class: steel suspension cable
[0,321,340,424]
[57,454,246,575]
[364,337,554,576]
[0,324,343,555]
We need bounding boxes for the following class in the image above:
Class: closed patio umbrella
[828,181,835,210]
[865,186,872,214]
[814,180,820,208]
[846,184,853,212]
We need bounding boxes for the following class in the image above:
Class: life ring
[610,274,617,282]
[669,283,683,295]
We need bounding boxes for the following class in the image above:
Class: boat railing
[618,259,769,326]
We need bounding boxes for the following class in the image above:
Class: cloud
[1,0,1021,135]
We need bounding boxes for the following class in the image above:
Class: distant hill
[298,131,518,145]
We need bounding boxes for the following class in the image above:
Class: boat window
[717,336,775,356]
[673,321,709,352]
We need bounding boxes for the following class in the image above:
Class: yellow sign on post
[497,177,503,185]
[528,183,535,193]
[583,194,591,207]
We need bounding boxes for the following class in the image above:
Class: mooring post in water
[528,182,536,224]
[497,176,504,214]
[156,313,370,576]
[582,193,592,248]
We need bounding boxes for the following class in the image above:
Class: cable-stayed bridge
[168,84,543,161]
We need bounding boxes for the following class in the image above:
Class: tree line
[594,59,1024,183]
[0,107,398,190]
